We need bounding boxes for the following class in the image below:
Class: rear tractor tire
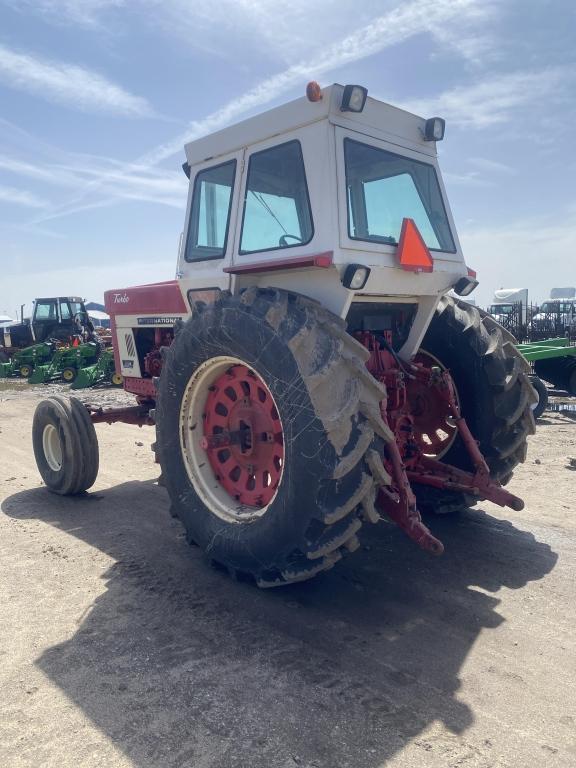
[415,296,536,513]
[156,288,391,587]
[33,395,99,494]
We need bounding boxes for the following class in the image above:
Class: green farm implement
[28,342,99,384]
[71,348,122,390]
[0,342,55,378]
[517,337,576,417]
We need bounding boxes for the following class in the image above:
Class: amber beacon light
[306,81,322,102]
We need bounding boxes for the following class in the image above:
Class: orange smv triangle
[397,218,434,273]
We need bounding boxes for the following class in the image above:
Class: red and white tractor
[32,83,535,586]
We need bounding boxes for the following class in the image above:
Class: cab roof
[34,297,83,302]
[184,83,438,168]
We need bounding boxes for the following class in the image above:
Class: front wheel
[32,395,99,494]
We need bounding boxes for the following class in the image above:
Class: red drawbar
[397,219,434,273]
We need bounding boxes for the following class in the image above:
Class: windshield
[489,304,513,315]
[344,138,455,252]
[540,302,573,314]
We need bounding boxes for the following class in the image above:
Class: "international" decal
[137,317,182,325]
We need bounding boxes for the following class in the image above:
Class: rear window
[344,138,455,253]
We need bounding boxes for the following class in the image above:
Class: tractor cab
[2,296,88,353]
[31,297,88,342]
[176,83,475,359]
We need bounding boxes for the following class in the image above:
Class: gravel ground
[0,382,575,768]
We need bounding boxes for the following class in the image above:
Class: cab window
[59,301,71,320]
[344,138,456,253]
[34,300,57,321]
[185,160,236,262]
[69,301,85,318]
[240,140,313,254]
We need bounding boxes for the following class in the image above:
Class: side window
[59,301,71,320]
[185,160,236,262]
[240,140,313,254]
[34,301,57,321]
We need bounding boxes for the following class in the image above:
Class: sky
[0,0,575,319]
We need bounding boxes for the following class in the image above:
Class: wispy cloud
[141,0,485,166]
[0,184,49,208]
[443,171,492,188]
[403,67,576,128]
[7,0,124,28]
[469,157,516,175]
[11,0,484,65]
[0,43,154,116]
[25,0,484,225]
[0,152,187,209]
[427,0,498,66]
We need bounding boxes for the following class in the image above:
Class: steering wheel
[279,234,303,247]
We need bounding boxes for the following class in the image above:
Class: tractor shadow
[2,482,557,768]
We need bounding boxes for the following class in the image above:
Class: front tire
[32,395,99,494]
[156,288,390,587]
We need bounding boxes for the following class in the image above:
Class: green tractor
[29,342,100,384]
[0,342,55,378]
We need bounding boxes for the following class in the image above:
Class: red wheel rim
[407,351,459,459]
[202,365,284,508]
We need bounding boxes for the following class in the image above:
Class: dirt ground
[0,381,575,768]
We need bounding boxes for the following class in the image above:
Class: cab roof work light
[341,85,368,113]
[424,117,446,141]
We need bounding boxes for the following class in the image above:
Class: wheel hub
[42,423,63,471]
[202,365,284,508]
[406,351,459,459]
